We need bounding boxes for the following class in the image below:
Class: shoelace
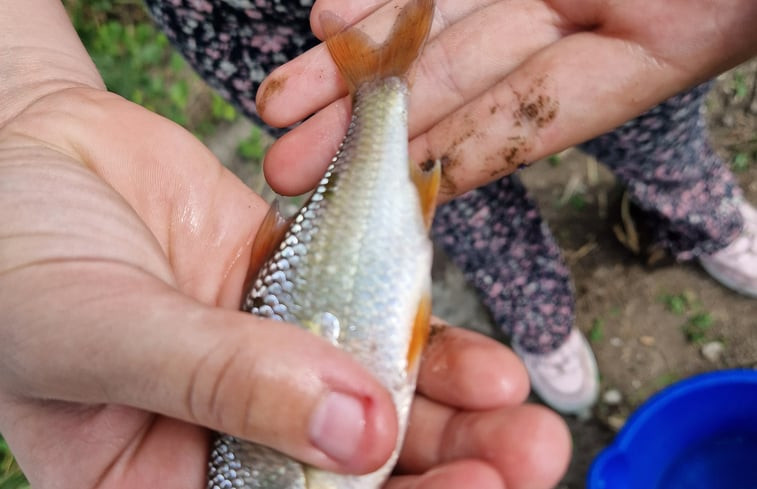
[530,347,582,376]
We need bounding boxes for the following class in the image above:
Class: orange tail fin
[321,0,434,93]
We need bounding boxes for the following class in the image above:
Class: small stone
[607,414,627,431]
[610,337,623,347]
[750,99,757,115]
[683,288,700,304]
[631,379,642,389]
[639,335,655,346]
[603,389,623,406]
[574,407,594,422]
[701,341,725,363]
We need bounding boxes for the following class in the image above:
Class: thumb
[1,264,398,475]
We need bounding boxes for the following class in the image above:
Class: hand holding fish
[0,86,569,489]
[259,0,757,200]
[1,2,569,488]
[0,85,395,480]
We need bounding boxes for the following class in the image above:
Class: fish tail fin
[321,0,434,93]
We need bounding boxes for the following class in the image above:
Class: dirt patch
[255,74,287,117]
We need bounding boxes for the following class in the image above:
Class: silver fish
[208,0,438,488]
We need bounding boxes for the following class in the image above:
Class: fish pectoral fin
[320,0,434,93]
[245,200,291,291]
[406,291,432,372]
[410,158,441,230]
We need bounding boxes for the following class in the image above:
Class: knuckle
[184,338,259,435]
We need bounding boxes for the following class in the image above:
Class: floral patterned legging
[146,0,744,354]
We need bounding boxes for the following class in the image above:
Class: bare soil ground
[212,60,757,488]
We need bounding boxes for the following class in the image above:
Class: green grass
[659,291,718,344]
[682,312,714,344]
[661,293,689,316]
[567,193,587,211]
[654,371,680,389]
[660,290,699,316]
[588,318,605,343]
[0,436,28,489]
[731,152,753,173]
[237,126,267,161]
[731,72,749,101]
[63,0,239,136]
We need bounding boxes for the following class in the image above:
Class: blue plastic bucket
[588,369,757,489]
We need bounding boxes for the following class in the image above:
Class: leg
[432,175,598,413]
[432,174,573,353]
[580,82,743,260]
[144,0,317,135]
[581,82,757,297]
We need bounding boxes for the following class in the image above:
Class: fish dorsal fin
[245,200,290,288]
[410,158,441,230]
[321,0,434,94]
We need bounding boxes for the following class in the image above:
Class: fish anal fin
[406,291,432,371]
[321,0,434,93]
[245,200,290,290]
[410,158,441,229]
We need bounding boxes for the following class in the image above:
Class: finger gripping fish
[207,1,439,488]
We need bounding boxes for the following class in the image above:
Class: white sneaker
[513,328,599,415]
[699,200,757,298]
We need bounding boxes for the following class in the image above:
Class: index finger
[416,322,529,410]
[398,397,571,489]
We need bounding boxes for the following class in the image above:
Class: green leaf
[660,293,689,315]
[682,313,713,343]
[0,472,30,489]
[689,312,713,329]
[0,435,28,489]
[238,127,265,161]
[733,72,748,99]
[588,318,604,343]
[131,88,144,105]
[170,52,186,72]
[732,152,751,172]
[169,80,189,110]
[211,94,237,122]
[139,43,164,65]
[568,193,586,210]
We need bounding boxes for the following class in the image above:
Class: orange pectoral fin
[407,292,432,372]
[410,158,441,230]
[243,200,290,294]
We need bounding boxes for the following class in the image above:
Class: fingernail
[309,391,367,463]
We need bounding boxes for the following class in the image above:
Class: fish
[206,1,439,488]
